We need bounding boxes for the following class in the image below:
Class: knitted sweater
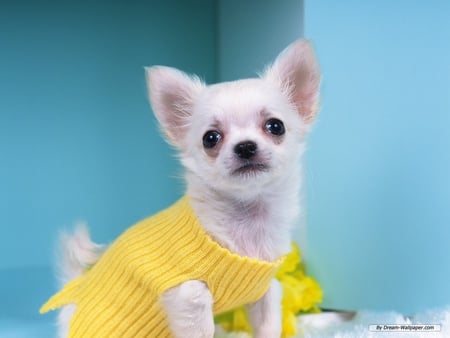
[40,196,283,337]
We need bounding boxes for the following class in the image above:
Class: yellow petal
[281,310,297,336]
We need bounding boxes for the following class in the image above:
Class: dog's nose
[234,141,258,159]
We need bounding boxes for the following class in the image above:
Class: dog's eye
[264,118,285,136]
[203,130,222,149]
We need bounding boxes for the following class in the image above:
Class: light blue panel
[305,0,450,312]
[0,0,216,323]
[218,0,303,81]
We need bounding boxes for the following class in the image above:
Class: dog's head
[146,40,320,197]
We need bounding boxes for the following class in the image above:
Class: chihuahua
[51,39,320,338]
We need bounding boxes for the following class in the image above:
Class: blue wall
[218,0,303,81]
[0,0,216,320]
[306,0,450,313]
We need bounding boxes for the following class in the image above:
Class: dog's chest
[227,200,285,261]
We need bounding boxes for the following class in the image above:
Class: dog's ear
[145,66,204,147]
[264,39,320,125]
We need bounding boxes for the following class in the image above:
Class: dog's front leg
[160,280,214,338]
[247,279,283,338]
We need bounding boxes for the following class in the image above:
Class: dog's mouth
[232,162,269,176]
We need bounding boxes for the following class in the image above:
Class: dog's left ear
[264,39,320,125]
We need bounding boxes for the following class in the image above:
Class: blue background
[0,0,449,336]
[306,0,450,313]
[0,0,217,333]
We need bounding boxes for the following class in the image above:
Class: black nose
[234,141,258,159]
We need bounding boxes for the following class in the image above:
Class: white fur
[57,223,104,284]
[160,280,215,338]
[56,224,104,338]
[56,39,320,337]
[247,280,283,337]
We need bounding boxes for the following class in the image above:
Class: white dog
[41,39,320,338]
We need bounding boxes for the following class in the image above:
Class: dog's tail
[57,223,105,285]
[55,224,105,337]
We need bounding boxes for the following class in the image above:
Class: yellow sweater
[40,196,283,337]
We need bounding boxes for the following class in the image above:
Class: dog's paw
[161,280,215,338]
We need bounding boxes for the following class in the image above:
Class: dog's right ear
[145,66,204,147]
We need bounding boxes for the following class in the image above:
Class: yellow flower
[214,307,252,334]
[276,242,301,277]
[281,309,297,336]
[215,242,323,337]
